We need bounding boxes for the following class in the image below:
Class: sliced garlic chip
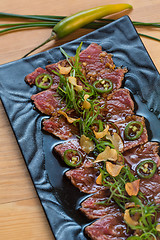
[124,209,139,226]
[80,135,95,154]
[68,76,77,84]
[125,179,140,196]
[58,110,79,123]
[106,132,124,152]
[94,146,117,163]
[96,173,102,185]
[106,161,124,177]
[156,224,160,232]
[58,64,72,75]
[68,76,83,92]
[93,125,109,139]
[82,94,91,109]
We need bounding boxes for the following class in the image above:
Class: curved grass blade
[0,12,62,22]
[0,23,56,34]
[138,33,160,42]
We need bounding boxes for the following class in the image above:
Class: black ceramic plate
[0,16,160,240]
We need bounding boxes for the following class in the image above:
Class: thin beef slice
[80,189,120,220]
[85,213,131,240]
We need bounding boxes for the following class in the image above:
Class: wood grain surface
[0,0,160,239]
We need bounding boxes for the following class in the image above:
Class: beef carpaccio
[25,43,160,240]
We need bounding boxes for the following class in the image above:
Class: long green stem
[97,18,160,27]
[0,23,56,34]
[0,21,57,28]
[0,12,63,22]
[33,15,65,20]
[138,33,160,41]
[132,21,160,27]
[22,32,57,58]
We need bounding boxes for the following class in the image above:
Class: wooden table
[0,0,160,239]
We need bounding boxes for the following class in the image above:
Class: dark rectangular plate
[0,16,160,240]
